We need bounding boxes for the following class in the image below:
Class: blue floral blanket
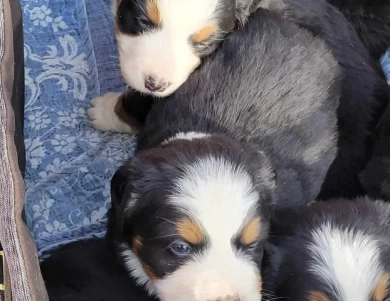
[22,0,390,257]
[23,0,133,257]
[383,52,390,83]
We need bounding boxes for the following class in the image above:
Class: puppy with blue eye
[263,197,390,301]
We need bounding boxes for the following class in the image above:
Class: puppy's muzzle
[144,75,171,92]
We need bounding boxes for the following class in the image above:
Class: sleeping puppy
[264,197,390,301]
[112,0,253,97]
[89,0,390,200]
[105,8,341,301]
[110,0,389,98]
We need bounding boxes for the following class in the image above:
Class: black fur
[239,0,390,61]
[263,198,390,301]
[40,238,153,301]
[327,0,390,61]
[271,0,390,199]
[360,101,390,201]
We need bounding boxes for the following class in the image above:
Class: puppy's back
[141,10,341,205]
[143,10,340,141]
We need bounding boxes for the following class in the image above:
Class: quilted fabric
[22,0,134,257]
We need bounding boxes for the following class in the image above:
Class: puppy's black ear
[235,0,260,25]
[261,241,284,293]
[109,164,132,240]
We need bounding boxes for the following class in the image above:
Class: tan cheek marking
[372,273,390,301]
[193,24,218,43]
[177,218,204,244]
[307,291,331,301]
[146,0,161,26]
[132,235,143,253]
[142,263,157,281]
[132,236,157,280]
[239,217,261,245]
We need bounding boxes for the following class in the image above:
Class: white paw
[87,92,134,134]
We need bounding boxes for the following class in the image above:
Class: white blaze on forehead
[161,132,210,145]
[170,156,259,241]
[308,223,384,301]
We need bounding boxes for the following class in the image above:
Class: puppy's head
[110,135,276,301]
[113,0,237,97]
[265,199,390,301]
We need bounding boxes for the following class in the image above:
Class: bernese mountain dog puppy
[264,197,390,301]
[49,8,341,301]
[89,0,390,200]
[110,0,390,98]
[112,0,237,97]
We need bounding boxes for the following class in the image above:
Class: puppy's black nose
[144,75,170,92]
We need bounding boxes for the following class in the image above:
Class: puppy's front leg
[87,89,154,134]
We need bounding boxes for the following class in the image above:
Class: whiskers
[261,289,287,301]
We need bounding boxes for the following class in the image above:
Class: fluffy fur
[110,0,390,98]
[89,0,390,200]
[327,0,390,61]
[269,0,390,200]
[40,238,153,301]
[103,8,341,301]
[264,198,390,301]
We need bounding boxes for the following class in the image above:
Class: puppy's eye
[170,241,192,257]
[136,16,153,28]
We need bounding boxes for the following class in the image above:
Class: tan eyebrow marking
[307,291,331,301]
[146,0,161,26]
[372,273,390,301]
[176,217,205,245]
[193,24,218,43]
[239,217,261,245]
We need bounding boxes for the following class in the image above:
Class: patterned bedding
[22,0,390,257]
[383,52,390,83]
[23,0,133,257]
